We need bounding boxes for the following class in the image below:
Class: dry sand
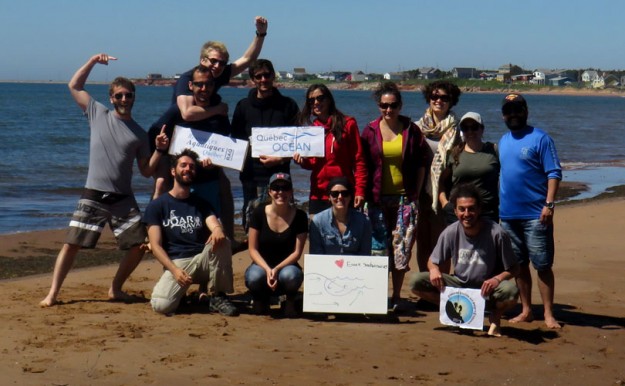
[0,198,623,385]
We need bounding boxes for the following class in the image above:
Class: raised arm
[229,16,268,77]
[137,125,169,178]
[177,96,228,122]
[68,54,117,112]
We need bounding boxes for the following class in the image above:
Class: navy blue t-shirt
[144,193,215,260]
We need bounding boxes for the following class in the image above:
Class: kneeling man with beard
[410,183,519,336]
[144,149,238,316]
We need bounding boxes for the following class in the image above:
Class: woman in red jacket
[293,84,367,217]
[361,82,428,311]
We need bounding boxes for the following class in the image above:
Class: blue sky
[2,0,624,81]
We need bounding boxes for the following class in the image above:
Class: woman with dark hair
[293,84,367,217]
[309,177,372,255]
[361,82,428,311]
[414,80,462,272]
[438,112,500,224]
[245,173,308,317]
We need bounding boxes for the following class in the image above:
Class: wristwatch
[544,201,555,209]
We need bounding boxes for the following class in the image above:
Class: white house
[531,70,546,85]
[581,70,600,82]
[316,72,336,81]
[592,76,605,89]
[383,72,403,81]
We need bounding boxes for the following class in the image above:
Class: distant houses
[384,72,404,81]
[451,67,478,79]
[418,67,439,80]
[243,63,625,90]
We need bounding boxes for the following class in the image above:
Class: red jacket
[298,116,367,200]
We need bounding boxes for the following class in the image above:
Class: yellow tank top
[381,134,405,195]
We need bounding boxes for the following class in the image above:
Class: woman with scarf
[293,84,367,218]
[414,81,462,273]
[361,82,428,311]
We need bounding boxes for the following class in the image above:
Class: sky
[2,0,625,81]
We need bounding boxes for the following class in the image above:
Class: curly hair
[422,80,461,107]
[449,183,482,209]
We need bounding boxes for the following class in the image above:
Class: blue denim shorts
[500,219,554,270]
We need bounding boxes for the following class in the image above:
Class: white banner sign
[303,254,389,314]
[168,125,248,171]
[439,287,486,330]
[251,126,325,157]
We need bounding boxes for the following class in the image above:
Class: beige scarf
[416,108,459,211]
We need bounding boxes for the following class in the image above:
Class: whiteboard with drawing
[303,254,389,314]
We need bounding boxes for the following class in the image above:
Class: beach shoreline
[4,79,625,98]
[1,181,623,280]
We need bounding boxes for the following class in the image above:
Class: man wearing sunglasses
[498,93,562,329]
[172,16,269,122]
[41,53,167,307]
[231,59,300,232]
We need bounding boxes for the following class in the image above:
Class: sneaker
[209,294,239,316]
[252,298,270,315]
[282,299,299,318]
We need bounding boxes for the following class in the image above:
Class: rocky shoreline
[130,77,625,97]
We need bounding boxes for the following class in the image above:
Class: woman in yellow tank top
[361,82,429,312]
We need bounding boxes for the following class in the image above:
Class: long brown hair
[299,84,346,143]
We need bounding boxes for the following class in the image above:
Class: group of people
[39,16,563,333]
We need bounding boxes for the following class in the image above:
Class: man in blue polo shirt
[498,93,562,329]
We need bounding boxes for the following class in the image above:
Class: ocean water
[1,82,624,234]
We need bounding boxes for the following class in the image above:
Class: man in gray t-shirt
[410,183,519,336]
[40,53,168,307]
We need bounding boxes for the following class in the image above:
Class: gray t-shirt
[431,220,517,287]
[85,99,150,195]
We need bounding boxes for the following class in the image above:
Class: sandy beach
[1,197,624,385]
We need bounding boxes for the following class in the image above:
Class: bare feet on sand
[39,297,57,308]
[544,316,562,329]
[487,323,502,337]
[509,312,534,324]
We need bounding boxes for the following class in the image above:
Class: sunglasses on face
[112,92,134,100]
[460,124,481,132]
[206,57,227,67]
[329,190,351,199]
[307,94,327,104]
[192,80,215,89]
[502,105,525,115]
[430,94,451,103]
[270,184,292,192]
[253,72,273,81]
[378,102,400,110]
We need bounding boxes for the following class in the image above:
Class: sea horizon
[1,83,624,235]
